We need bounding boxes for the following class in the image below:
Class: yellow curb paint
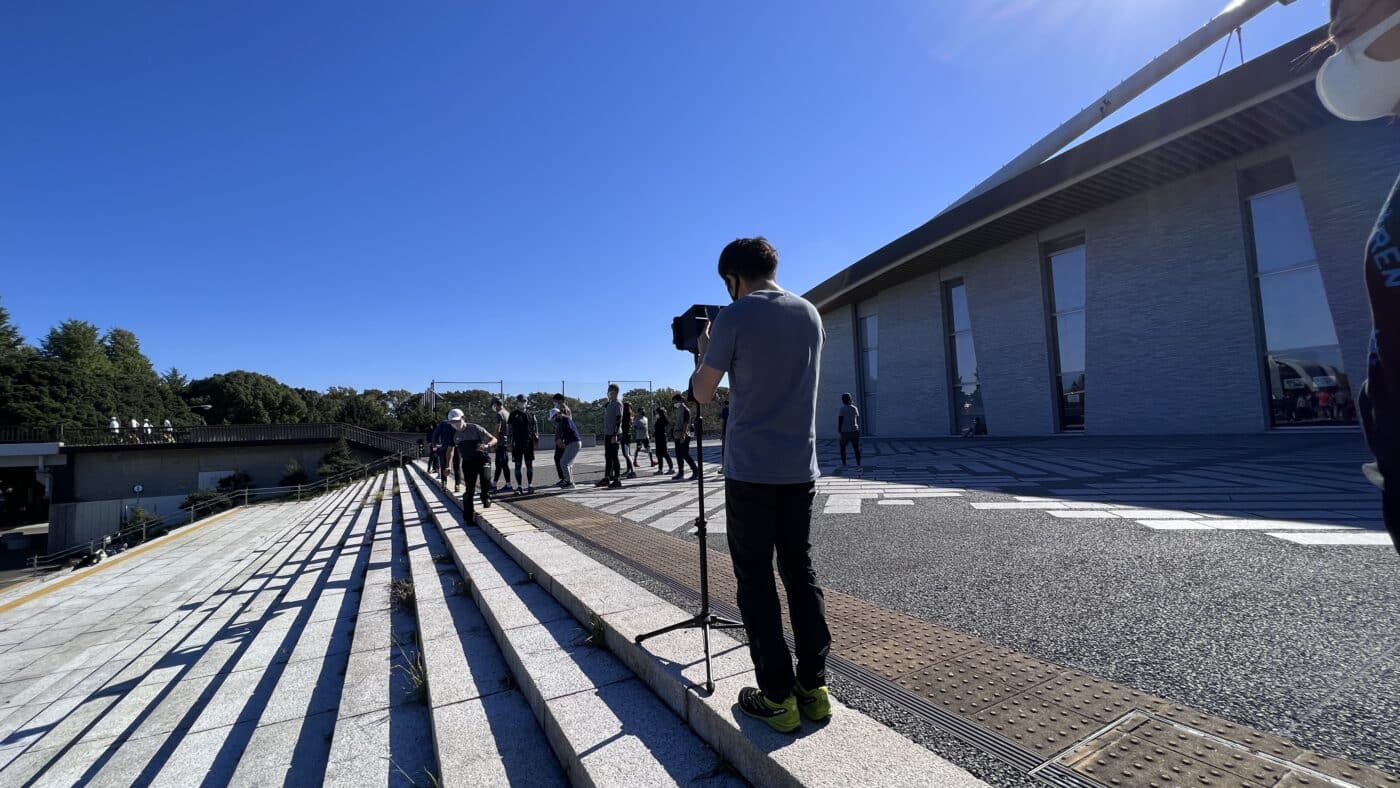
[0,507,244,617]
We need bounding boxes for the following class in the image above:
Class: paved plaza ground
[528,433,1400,779]
[0,433,1392,787]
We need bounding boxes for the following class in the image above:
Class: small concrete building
[807,29,1400,438]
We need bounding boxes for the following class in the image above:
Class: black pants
[493,445,511,485]
[725,479,830,701]
[440,446,458,486]
[604,437,620,482]
[675,436,697,475]
[460,459,490,521]
[655,435,673,471]
[839,431,861,465]
[554,443,565,480]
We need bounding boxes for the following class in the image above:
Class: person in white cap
[452,412,498,523]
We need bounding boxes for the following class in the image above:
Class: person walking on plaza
[451,414,496,523]
[652,407,674,476]
[1318,0,1400,552]
[550,394,568,483]
[632,408,654,468]
[620,401,638,479]
[553,405,581,488]
[671,394,698,481]
[490,398,513,494]
[162,418,174,442]
[691,236,831,733]
[838,393,862,469]
[108,415,120,442]
[599,384,623,488]
[507,395,538,495]
[430,411,462,490]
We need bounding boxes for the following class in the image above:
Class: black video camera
[671,304,723,355]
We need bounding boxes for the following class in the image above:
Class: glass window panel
[861,315,878,351]
[1258,267,1341,352]
[1249,186,1319,273]
[1050,247,1086,311]
[949,284,971,333]
[1054,310,1086,374]
[1266,346,1356,427]
[863,394,876,436]
[1058,373,1086,430]
[955,383,987,435]
[953,333,978,386]
[864,349,878,392]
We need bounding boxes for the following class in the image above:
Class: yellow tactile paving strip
[516,495,1399,788]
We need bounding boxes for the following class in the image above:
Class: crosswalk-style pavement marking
[544,440,1392,547]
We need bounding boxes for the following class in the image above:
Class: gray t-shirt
[839,404,860,434]
[453,422,492,461]
[702,289,823,484]
[603,400,622,435]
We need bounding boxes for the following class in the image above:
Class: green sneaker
[794,681,831,721]
[738,687,799,733]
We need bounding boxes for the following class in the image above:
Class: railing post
[296,484,301,501]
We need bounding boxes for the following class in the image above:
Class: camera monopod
[636,335,743,693]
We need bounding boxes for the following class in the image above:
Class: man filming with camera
[690,236,831,734]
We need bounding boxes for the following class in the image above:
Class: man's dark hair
[552,393,564,401]
[491,397,502,408]
[672,393,684,402]
[718,236,779,282]
[607,383,619,393]
[841,392,852,405]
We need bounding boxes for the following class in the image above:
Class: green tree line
[0,298,723,435]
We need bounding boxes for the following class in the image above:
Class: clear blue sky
[1,0,1327,395]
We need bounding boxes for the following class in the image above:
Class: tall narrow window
[857,311,878,435]
[1246,182,1355,427]
[1047,244,1086,431]
[944,281,986,435]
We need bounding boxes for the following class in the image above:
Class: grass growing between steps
[389,577,416,612]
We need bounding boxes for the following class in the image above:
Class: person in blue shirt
[430,411,463,490]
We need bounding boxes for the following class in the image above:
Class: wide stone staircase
[0,466,981,786]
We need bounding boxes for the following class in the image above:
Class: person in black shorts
[489,398,513,494]
[632,408,654,469]
[507,395,538,495]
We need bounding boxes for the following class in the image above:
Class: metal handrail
[25,447,415,576]
[0,422,418,453]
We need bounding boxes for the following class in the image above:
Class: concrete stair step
[0,477,377,784]
[406,467,744,788]
[411,462,987,788]
[397,470,564,787]
[323,471,436,787]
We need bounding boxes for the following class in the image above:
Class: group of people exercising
[424,385,717,520]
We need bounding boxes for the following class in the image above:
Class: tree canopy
[0,297,708,434]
